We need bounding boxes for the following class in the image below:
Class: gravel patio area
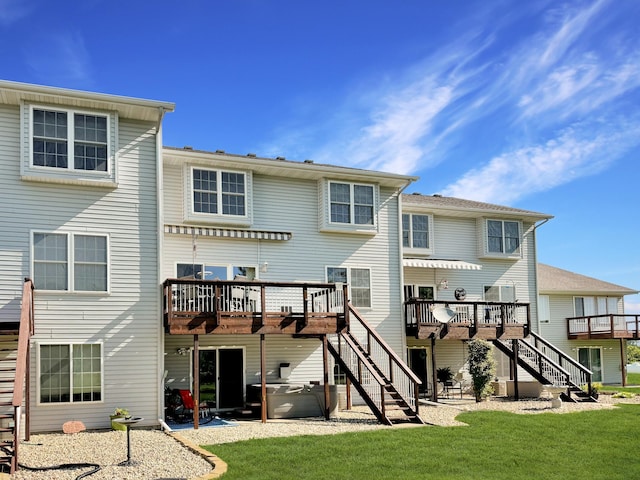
[10,394,639,480]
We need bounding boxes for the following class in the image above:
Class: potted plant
[110,407,130,431]
[436,367,453,384]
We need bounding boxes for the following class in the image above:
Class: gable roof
[402,193,553,221]
[538,263,638,296]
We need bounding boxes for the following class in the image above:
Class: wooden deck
[405,300,531,340]
[567,314,640,340]
[163,279,349,335]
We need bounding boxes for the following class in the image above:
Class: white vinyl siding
[5,116,161,432]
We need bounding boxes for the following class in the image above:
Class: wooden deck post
[621,338,627,387]
[193,334,199,429]
[430,336,438,403]
[260,334,267,423]
[322,335,330,420]
[512,339,519,401]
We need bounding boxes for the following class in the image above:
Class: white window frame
[480,218,522,259]
[31,231,110,293]
[320,180,378,234]
[402,213,434,255]
[184,165,252,225]
[36,341,104,405]
[577,346,603,382]
[23,105,116,186]
[326,266,372,308]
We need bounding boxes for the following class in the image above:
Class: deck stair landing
[328,306,424,426]
[493,331,597,403]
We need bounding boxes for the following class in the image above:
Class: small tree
[467,339,496,402]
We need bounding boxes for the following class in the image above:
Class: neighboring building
[400,194,554,397]
[537,263,639,385]
[0,79,175,433]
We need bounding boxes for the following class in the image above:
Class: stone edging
[167,431,228,479]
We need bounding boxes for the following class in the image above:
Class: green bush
[467,339,496,402]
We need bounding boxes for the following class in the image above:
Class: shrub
[467,339,496,402]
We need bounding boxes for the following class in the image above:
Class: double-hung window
[484,285,516,302]
[192,168,247,217]
[39,343,102,404]
[327,266,371,308]
[32,108,109,172]
[402,213,432,253]
[329,182,374,225]
[33,232,108,292]
[486,219,520,256]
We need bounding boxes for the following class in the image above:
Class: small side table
[112,416,144,466]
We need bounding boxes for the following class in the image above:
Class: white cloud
[441,120,640,204]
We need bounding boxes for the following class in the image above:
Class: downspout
[527,218,550,335]
[155,107,167,424]
[396,179,415,362]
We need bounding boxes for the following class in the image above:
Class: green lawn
[598,372,640,394]
[206,405,640,479]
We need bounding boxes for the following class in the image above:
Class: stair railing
[529,332,592,392]
[510,339,571,386]
[348,305,421,414]
[328,333,389,423]
[12,278,35,473]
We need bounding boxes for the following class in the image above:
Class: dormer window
[184,165,252,225]
[23,105,116,186]
[330,182,374,225]
[479,218,522,259]
[487,220,520,254]
[402,213,433,255]
[32,108,109,172]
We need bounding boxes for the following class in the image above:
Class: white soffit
[402,258,482,270]
[165,224,292,241]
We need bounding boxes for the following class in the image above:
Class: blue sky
[1,0,639,311]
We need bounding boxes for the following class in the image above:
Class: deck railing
[12,279,35,473]
[529,332,592,390]
[567,314,640,339]
[163,279,348,333]
[405,299,530,329]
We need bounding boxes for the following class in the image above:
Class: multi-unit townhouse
[1,79,637,473]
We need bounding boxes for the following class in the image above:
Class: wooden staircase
[328,306,424,426]
[493,332,597,402]
[0,279,34,475]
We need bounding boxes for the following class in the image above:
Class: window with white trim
[327,266,371,308]
[193,168,246,216]
[33,232,108,292]
[487,219,520,255]
[39,343,102,403]
[329,182,374,225]
[32,108,109,172]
